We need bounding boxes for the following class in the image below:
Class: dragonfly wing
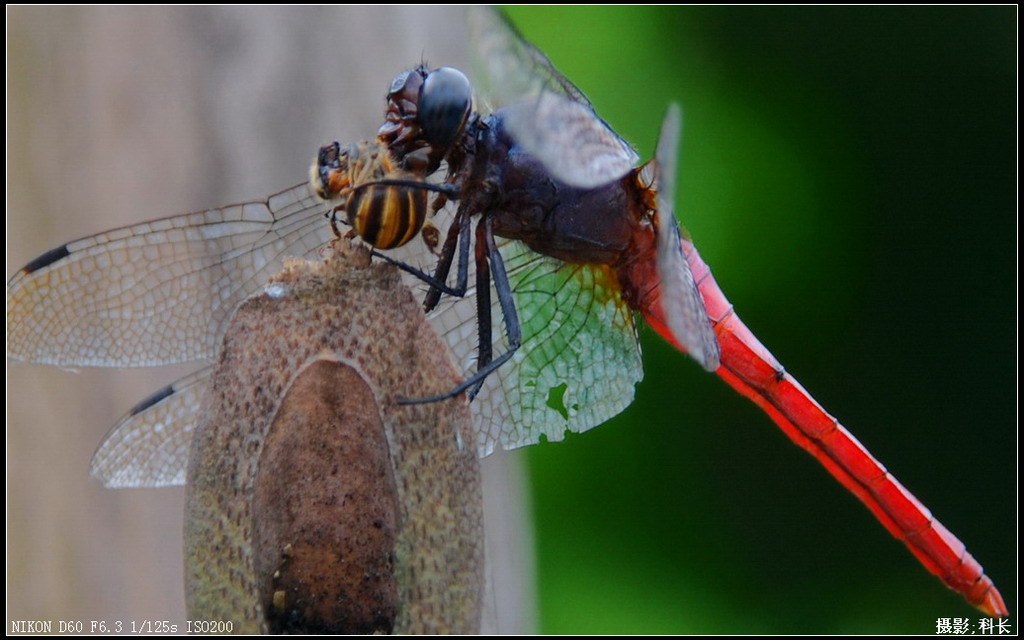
[466,6,638,188]
[90,367,212,488]
[466,6,594,115]
[424,237,644,457]
[6,182,330,368]
[656,216,720,372]
[502,93,639,189]
[651,105,719,371]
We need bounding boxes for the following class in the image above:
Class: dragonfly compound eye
[419,67,472,149]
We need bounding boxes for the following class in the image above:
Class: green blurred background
[504,6,1015,634]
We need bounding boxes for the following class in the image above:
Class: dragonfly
[6,4,1007,626]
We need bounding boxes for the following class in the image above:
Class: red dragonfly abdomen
[643,238,1007,617]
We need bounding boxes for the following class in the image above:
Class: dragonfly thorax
[462,114,650,269]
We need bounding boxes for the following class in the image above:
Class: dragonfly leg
[369,248,464,297]
[368,200,472,298]
[472,219,494,394]
[423,203,472,312]
[350,178,458,198]
[468,214,521,400]
[398,216,522,405]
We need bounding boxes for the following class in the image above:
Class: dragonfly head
[377,65,471,176]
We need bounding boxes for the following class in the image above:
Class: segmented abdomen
[348,183,428,250]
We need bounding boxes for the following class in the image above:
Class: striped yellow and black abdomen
[347,182,428,250]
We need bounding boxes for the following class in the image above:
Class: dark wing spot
[22,244,70,274]
[127,384,175,417]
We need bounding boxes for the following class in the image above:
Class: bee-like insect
[312,140,431,250]
[312,66,473,252]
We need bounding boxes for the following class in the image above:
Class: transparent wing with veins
[467,6,638,188]
[90,367,212,488]
[411,236,644,457]
[650,104,720,371]
[7,182,332,368]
